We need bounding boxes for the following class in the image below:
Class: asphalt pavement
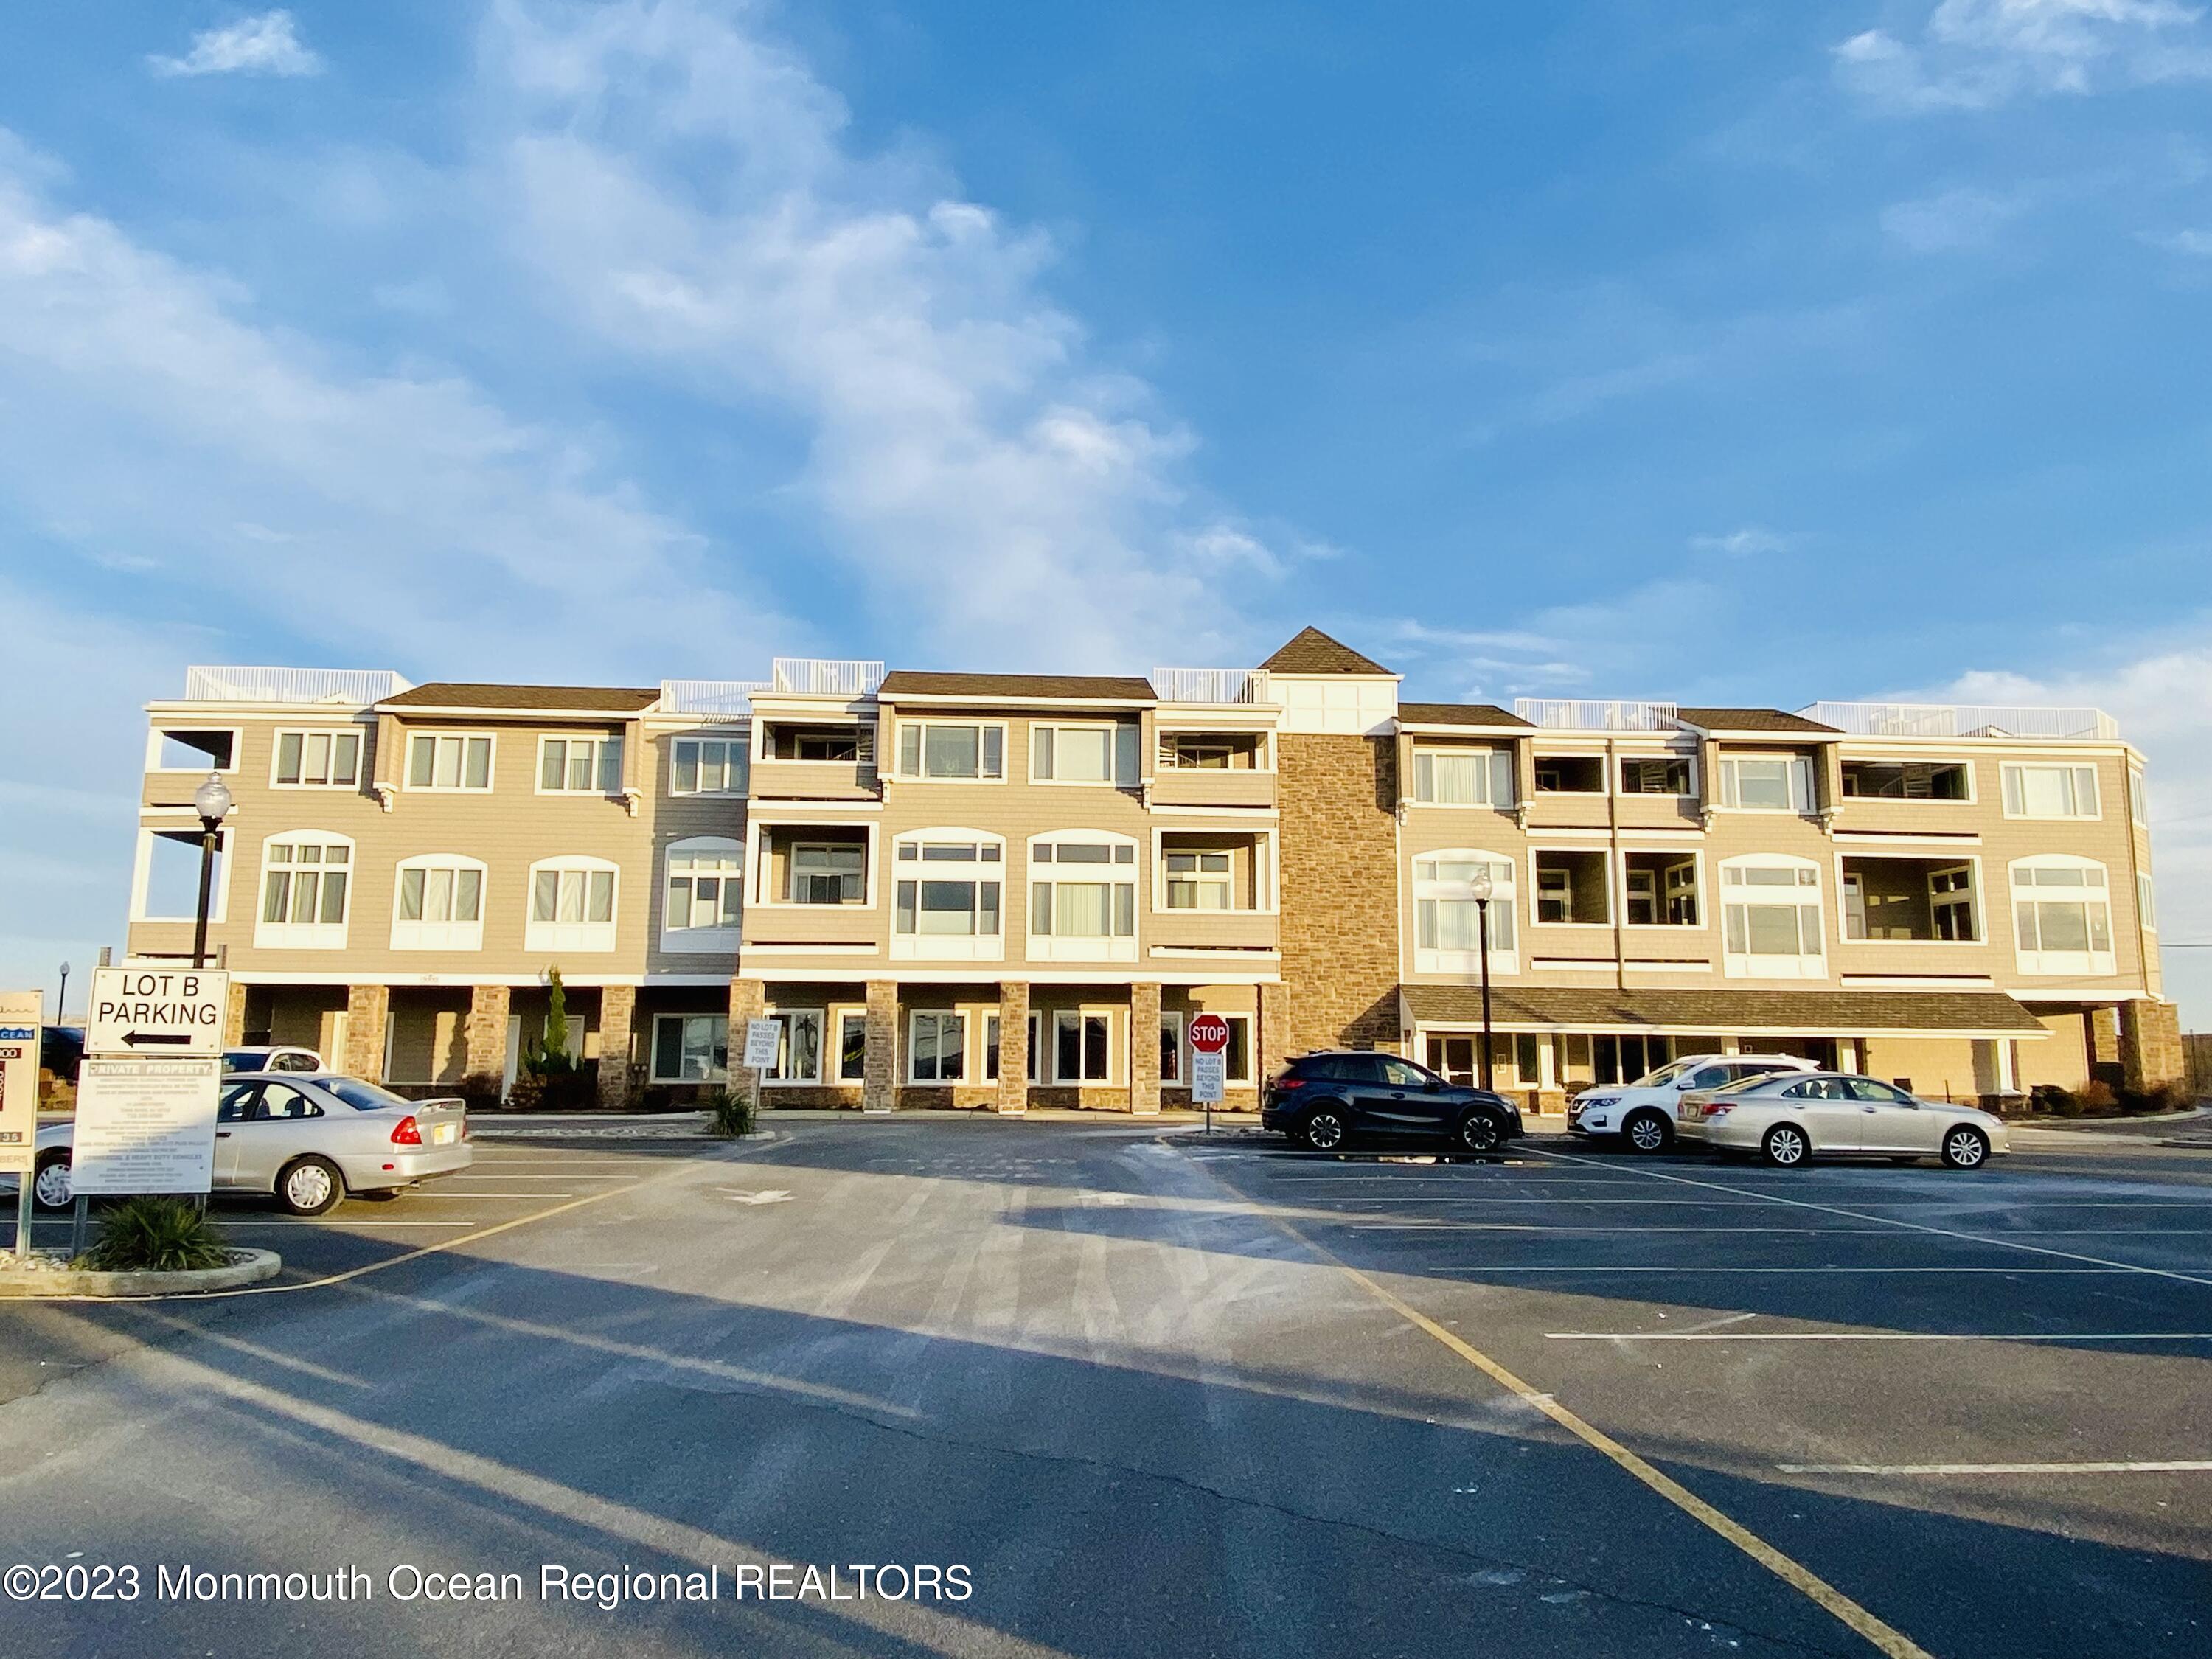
[0,1120,2205,1658]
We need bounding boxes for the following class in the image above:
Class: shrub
[2077,1079,2120,1117]
[504,1071,544,1113]
[2119,1079,2196,1116]
[2030,1083,2080,1117]
[455,1071,505,1110]
[82,1197,232,1273]
[703,1087,756,1139]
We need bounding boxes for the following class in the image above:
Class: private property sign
[72,1057,224,1196]
[86,967,228,1058]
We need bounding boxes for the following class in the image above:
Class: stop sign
[1188,1014,1231,1055]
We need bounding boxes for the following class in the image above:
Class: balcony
[1514,698,1679,732]
[1802,701,2118,741]
[659,678,769,717]
[184,666,411,705]
[772,658,886,698]
[1152,667,1272,705]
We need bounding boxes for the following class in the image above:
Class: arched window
[1028,830,1138,963]
[892,829,1005,961]
[1719,854,1824,978]
[256,832,354,949]
[392,854,487,952]
[2010,855,2115,976]
[661,838,744,953]
[1411,851,1517,975]
[526,856,619,953]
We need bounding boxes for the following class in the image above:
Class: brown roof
[382,682,659,713]
[1398,701,1533,730]
[1672,706,1840,735]
[1259,626,1392,675]
[1401,985,2046,1037]
[876,671,1156,703]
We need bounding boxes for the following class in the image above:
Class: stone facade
[1275,731,1401,1054]
[223,979,248,1047]
[597,984,637,1107]
[726,978,766,1095]
[997,981,1029,1113]
[343,984,389,1081]
[465,984,511,1081]
[1259,980,1291,1082]
[1130,981,1161,1114]
[863,980,897,1113]
[2090,1005,2124,1085]
[2120,998,2183,1089]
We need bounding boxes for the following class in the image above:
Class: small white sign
[0,992,40,1177]
[72,1056,224,1195]
[1190,1049,1227,1105]
[86,967,229,1058]
[742,1017,782,1073]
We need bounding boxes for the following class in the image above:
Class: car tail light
[390,1115,422,1147]
[1273,1076,1307,1090]
[1704,1104,1731,1120]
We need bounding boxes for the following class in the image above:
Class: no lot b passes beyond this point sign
[86,967,227,1057]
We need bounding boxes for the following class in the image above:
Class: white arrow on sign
[720,1189,794,1206]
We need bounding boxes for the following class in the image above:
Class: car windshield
[321,1077,410,1112]
[1634,1060,1696,1088]
[221,1051,269,1072]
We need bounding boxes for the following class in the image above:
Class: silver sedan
[1677,1071,2008,1169]
[32,1074,471,1216]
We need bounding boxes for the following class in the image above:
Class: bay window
[539,735,623,795]
[1412,747,1512,807]
[1718,754,1814,813]
[274,728,364,788]
[392,855,486,951]
[2011,858,2115,975]
[896,721,1005,781]
[406,733,493,792]
[1032,723,1138,785]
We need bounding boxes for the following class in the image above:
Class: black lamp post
[1472,865,1495,1093]
[56,961,69,1026]
[191,773,233,970]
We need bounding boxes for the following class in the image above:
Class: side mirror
[1426,1078,1444,1093]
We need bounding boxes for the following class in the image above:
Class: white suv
[1568,1053,1819,1152]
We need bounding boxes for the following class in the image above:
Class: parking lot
[0,1119,2205,1658]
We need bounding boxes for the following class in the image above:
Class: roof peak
[1258,625,1393,676]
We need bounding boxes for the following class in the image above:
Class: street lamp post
[56,961,70,1026]
[190,773,233,971]
[1471,866,1495,1093]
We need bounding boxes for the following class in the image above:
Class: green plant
[2078,1079,2120,1117]
[81,1197,232,1273]
[703,1087,756,1139]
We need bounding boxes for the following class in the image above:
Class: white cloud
[149,10,325,79]
[1880,184,2031,251]
[2139,226,2212,254]
[1689,526,1793,556]
[1835,0,2212,111]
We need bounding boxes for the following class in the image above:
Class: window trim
[1715,752,1816,815]
[389,852,489,952]
[2008,854,2117,976]
[1529,846,1614,929]
[1833,853,1986,947]
[1051,1007,1117,1085]
[892,719,1009,784]
[1619,849,1705,930]
[2138,870,2157,932]
[404,731,497,794]
[254,831,356,950]
[130,823,234,925]
[660,836,745,953]
[649,1013,730,1084]
[764,1007,827,1084]
[906,1009,970,1085]
[1615,752,1697,799]
[891,827,1005,960]
[2000,762,2102,822]
[2129,766,2148,828]
[1409,745,1515,809]
[1155,729,1273,773]
[667,734,748,797]
[270,726,367,790]
[1029,719,1137,787]
[748,824,879,911]
[145,726,243,776]
[1718,852,1826,979]
[523,855,621,953]
[1837,756,1978,806]
[1150,829,1276,915]
[1411,849,1518,975]
[1027,831,1141,962]
[534,733,625,798]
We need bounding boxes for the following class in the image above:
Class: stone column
[344,984,390,1082]
[2089,1005,2123,1087]
[597,984,637,1107]
[2120,998,2183,1090]
[223,979,249,1046]
[728,978,766,1096]
[863,980,898,1113]
[465,984,511,1082]
[996,981,1029,1114]
[1130,981,1162,1116]
[1259,981,1291,1085]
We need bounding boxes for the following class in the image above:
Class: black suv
[1262,1051,1522,1153]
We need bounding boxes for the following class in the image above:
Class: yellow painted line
[1183,1149,1935,1659]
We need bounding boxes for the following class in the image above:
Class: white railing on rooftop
[1514,698,1680,732]
[1152,667,1272,705]
[184,666,411,705]
[1800,701,2118,741]
[659,678,771,717]
[771,657,884,698]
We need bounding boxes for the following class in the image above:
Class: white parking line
[1547,1329,2212,1342]
[1778,1460,2212,1476]
[222,1220,479,1229]
[400,1191,577,1199]
[1447,1265,2136,1275]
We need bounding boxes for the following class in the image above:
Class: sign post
[1,991,41,1262]
[1188,1013,1231,1135]
[742,1017,781,1125]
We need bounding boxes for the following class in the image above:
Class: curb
[0,1248,282,1300]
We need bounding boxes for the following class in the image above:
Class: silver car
[1677,1070,2008,1169]
[32,1074,471,1216]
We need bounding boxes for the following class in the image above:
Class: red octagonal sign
[1188,1014,1232,1055]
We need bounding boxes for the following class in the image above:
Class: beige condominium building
[123,630,2181,1112]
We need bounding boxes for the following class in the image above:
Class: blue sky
[1,1,2208,1022]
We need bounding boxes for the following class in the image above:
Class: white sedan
[1678,1071,2008,1169]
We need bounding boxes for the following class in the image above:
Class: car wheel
[1301,1107,1348,1152]
[1940,1127,1990,1171]
[276,1155,346,1217]
[1453,1111,1503,1155]
[1623,1110,1674,1154]
[32,1152,73,1212]
[1761,1124,1810,1169]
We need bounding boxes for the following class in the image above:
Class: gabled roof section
[1397,701,1534,731]
[1259,626,1392,676]
[1672,706,1840,736]
[382,682,659,714]
[877,671,1157,703]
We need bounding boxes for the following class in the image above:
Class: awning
[1400,985,2048,1040]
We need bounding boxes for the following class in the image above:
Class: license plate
[433,1123,457,1145]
